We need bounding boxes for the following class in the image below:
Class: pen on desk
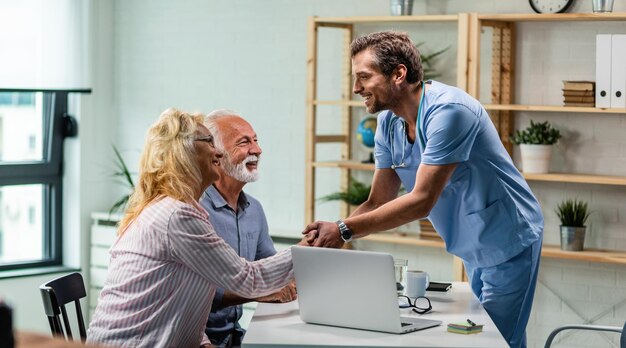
[467,318,476,326]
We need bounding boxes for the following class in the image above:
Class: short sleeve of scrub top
[421,103,481,166]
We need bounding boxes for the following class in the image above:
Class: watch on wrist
[335,219,353,243]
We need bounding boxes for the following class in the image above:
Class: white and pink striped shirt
[86,196,293,348]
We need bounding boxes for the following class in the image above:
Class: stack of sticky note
[447,321,484,335]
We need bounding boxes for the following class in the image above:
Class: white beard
[223,154,260,183]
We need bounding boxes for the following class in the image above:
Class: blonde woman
[87,109,295,348]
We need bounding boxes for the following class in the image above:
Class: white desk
[242,282,507,348]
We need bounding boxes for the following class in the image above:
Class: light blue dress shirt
[200,185,276,347]
[374,80,543,268]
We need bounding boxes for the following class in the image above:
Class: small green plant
[318,177,371,206]
[417,43,450,80]
[510,120,562,145]
[555,198,591,227]
[109,145,135,214]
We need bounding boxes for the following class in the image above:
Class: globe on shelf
[356,116,377,163]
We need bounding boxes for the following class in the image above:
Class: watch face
[528,0,573,13]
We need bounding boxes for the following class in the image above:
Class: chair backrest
[0,301,15,348]
[39,272,87,342]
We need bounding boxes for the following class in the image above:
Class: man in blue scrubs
[202,110,297,348]
[302,32,543,348]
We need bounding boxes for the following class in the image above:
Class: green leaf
[416,42,450,81]
[109,195,130,215]
[318,177,371,206]
[110,145,135,213]
[510,120,562,145]
[555,198,591,227]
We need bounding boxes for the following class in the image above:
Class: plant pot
[560,226,586,251]
[592,0,614,13]
[520,144,553,174]
[390,0,413,16]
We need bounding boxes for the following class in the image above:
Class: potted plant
[555,198,591,251]
[510,120,562,174]
[319,177,371,206]
[109,145,135,215]
[417,43,450,80]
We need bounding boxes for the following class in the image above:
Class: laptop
[292,246,442,334]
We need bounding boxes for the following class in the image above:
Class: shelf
[360,234,626,265]
[313,163,626,187]
[541,245,626,265]
[315,15,460,25]
[360,233,446,249]
[483,104,626,114]
[524,173,626,186]
[317,101,626,114]
[313,160,375,171]
[478,12,626,22]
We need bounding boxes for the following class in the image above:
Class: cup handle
[425,273,430,289]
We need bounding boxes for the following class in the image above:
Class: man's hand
[255,281,297,303]
[297,236,311,246]
[302,221,344,249]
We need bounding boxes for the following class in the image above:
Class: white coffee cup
[406,270,429,298]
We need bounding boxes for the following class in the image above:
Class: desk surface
[242,282,507,348]
[15,331,106,348]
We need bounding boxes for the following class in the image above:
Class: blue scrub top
[374,81,543,267]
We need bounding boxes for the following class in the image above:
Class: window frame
[0,88,89,271]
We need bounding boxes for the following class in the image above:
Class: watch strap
[335,219,353,243]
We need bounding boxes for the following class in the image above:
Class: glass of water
[394,258,408,295]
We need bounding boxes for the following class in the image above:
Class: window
[0,90,67,271]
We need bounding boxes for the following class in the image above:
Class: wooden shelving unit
[466,12,626,266]
[305,13,626,281]
[466,12,626,173]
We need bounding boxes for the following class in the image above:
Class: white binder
[595,34,612,108]
[610,35,626,109]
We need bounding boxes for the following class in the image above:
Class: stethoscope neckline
[390,81,426,169]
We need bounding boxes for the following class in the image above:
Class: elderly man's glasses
[398,296,432,314]
[194,135,215,147]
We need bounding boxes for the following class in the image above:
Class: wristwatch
[335,219,353,243]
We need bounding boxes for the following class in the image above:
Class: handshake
[298,220,347,249]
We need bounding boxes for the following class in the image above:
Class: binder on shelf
[610,35,626,108]
[596,34,612,108]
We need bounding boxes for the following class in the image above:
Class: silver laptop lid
[292,246,404,333]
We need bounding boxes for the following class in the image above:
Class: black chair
[39,272,87,342]
[544,321,626,348]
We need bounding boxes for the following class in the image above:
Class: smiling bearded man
[200,110,297,348]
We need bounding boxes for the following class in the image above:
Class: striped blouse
[86,196,293,348]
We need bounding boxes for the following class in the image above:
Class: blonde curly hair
[118,108,205,235]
